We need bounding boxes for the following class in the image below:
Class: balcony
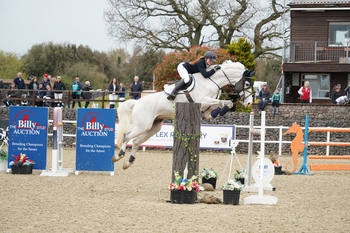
[289,41,350,64]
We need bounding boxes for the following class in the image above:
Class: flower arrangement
[221,179,243,191]
[168,171,200,192]
[9,153,35,166]
[200,168,218,179]
[234,169,246,180]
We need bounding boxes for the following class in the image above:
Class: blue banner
[76,109,115,172]
[9,106,48,169]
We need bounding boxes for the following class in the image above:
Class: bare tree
[104,0,289,58]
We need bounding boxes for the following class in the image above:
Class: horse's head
[220,61,254,107]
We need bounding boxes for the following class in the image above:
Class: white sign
[115,123,234,150]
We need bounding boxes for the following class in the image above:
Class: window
[329,22,350,46]
[302,74,330,98]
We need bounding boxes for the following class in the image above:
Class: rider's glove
[214,65,221,71]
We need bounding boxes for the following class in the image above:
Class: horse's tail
[117,100,136,148]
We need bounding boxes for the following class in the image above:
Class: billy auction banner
[9,106,48,169]
[76,108,115,172]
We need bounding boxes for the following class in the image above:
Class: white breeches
[177,62,190,83]
[109,94,118,105]
[54,93,63,103]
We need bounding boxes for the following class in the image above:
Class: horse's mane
[220,60,245,70]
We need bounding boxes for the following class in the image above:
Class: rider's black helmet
[204,51,216,62]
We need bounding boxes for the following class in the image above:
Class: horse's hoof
[111,154,124,162]
[122,162,133,170]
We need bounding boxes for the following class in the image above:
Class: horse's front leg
[201,97,233,119]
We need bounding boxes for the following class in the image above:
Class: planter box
[11,164,33,174]
[170,190,196,204]
[274,166,282,175]
[223,190,241,205]
[202,177,217,189]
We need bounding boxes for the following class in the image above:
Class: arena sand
[1,148,350,233]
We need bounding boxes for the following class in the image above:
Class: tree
[153,45,234,91]
[104,0,289,58]
[0,50,26,79]
[226,38,255,70]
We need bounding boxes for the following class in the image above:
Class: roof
[290,0,350,4]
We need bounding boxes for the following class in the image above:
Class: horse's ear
[243,70,256,77]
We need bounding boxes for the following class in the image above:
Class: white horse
[113,60,254,169]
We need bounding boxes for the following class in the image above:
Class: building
[283,0,350,103]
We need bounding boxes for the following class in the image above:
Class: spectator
[70,76,82,108]
[0,78,4,89]
[27,77,39,105]
[82,81,93,108]
[53,76,66,107]
[271,88,282,114]
[118,82,126,106]
[13,72,26,89]
[335,95,349,105]
[258,84,270,111]
[344,84,350,99]
[331,87,342,104]
[41,74,51,88]
[35,83,46,107]
[130,76,143,100]
[108,78,119,109]
[298,81,312,103]
[2,82,17,106]
[43,84,54,107]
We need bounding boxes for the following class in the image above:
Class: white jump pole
[41,107,73,177]
[244,111,278,205]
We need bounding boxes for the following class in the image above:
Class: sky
[0,0,120,56]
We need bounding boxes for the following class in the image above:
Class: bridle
[209,69,253,102]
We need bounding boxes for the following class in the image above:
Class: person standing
[118,82,126,106]
[27,77,39,106]
[82,81,93,108]
[70,76,82,108]
[167,51,219,100]
[13,72,26,89]
[108,78,119,109]
[298,81,312,103]
[271,88,282,114]
[258,84,270,111]
[130,76,143,100]
[41,74,51,88]
[53,76,66,107]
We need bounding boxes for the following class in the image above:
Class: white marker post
[244,111,278,205]
[41,107,73,177]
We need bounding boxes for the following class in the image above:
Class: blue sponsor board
[76,109,115,172]
[9,106,48,169]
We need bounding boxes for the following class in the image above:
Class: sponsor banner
[115,123,234,150]
[9,106,48,169]
[76,109,115,172]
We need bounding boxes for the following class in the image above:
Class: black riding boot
[167,79,186,100]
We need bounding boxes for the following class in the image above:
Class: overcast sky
[0,0,119,56]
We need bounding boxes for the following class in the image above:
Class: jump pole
[41,107,73,177]
[244,111,278,205]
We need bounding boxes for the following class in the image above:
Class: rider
[167,51,221,100]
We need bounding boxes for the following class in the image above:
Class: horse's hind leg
[122,120,163,170]
[111,132,131,162]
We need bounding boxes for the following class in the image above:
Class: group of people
[257,84,282,114]
[331,84,350,105]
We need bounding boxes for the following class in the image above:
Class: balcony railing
[289,41,350,63]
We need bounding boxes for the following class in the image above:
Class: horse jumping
[113,60,254,169]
